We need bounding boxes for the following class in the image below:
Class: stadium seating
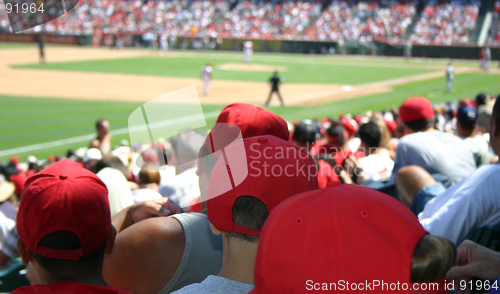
[304,1,416,43]
[410,0,480,45]
[494,0,500,43]
[0,0,488,46]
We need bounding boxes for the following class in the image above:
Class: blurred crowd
[207,0,321,40]
[304,0,416,43]
[410,0,480,45]
[493,0,500,44]
[0,0,492,45]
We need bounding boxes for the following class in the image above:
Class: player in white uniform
[201,62,213,96]
[243,40,253,64]
[160,33,169,55]
[446,61,454,93]
[485,47,491,72]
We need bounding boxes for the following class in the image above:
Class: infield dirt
[0,46,486,106]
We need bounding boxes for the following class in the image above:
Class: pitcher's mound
[217,63,287,72]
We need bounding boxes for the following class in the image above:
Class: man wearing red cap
[312,121,355,168]
[397,98,500,245]
[172,136,318,293]
[102,103,296,294]
[250,185,455,294]
[390,97,476,184]
[13,159,131,294]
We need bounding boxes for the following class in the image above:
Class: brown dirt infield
[0,46,491,106]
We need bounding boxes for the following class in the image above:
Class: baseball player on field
[201,62,213,96]
[243,40,253,64]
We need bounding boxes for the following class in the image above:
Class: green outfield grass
[14,54,433,85]
[1,70,498,162]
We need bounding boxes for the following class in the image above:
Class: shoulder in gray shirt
[171,275,254,294]
[390,130,476,183]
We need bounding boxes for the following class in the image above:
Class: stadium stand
[304,0,416,43]
[494,0,500,43]
[0,0,493,46]
[207,0,321,40]
[409,0,480,45]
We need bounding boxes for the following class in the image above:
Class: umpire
[265,71,285,107]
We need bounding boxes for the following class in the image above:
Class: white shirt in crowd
[419,164,500,244]
[461,135,490,153]
[160,167,200,210]
[96,167,135,217]
[0,211,14,242]
[359,151,394,181]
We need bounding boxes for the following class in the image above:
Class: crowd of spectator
[410,0,480,45]
[493,0,500,44]
[1,0,493,45]
[1,91,500,293]
[0,0,230,37]
[207,0,321,40]
[304,0,416,43]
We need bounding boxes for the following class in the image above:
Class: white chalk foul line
[0,111,221,157]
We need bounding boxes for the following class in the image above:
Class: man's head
[489,98,500,156]
[456,104,478,137]
[206,136,319,243]
[250,185,454,293]
[292,120,319,150]
[326,121,347,146]
[399,97,435,134]
[16,159,115,281]
[197,104,289,206]
[358,122,381,154]
[96,119,110,137]
[475,93,491,108]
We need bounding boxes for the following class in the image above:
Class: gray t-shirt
[171,275,254,294]
[390,130,476,183]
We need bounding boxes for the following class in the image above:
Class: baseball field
[1,42,499,162]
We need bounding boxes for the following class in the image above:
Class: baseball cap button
[258,137,268,143]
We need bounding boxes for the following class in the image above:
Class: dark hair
[293,121,319,143]
[457,118,476,132]
[93,160,110,174]
[225,196,269,243]
[32,231,106,277]
[404,119,435,132]
[475,93,490,107]
[358,122,381,149]
[411,235,456,283]
[138,169,160,185]
[326,122,346,144]
[96,119,107,129]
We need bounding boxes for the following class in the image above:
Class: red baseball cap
[251,185,432,293]
[17,159,110,260]
[341,118,358,137]
[399,97,435,123]
[207,135,319,235]
[214,103,288,139]
[206,103,289,156]
[10,156,19,165]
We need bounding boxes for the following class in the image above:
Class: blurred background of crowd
[1,0,497,45]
